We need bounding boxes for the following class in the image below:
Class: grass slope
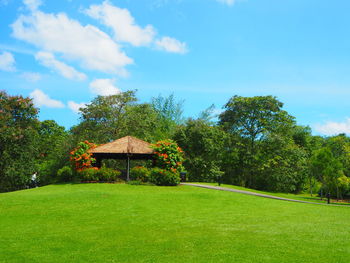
[1,184,349,263]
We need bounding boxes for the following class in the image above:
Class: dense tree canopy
[0,91,39,192]
[174,119,228,181]
[2,90,350,197]
[219,95,295,142]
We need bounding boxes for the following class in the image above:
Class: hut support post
[126,156,130,181]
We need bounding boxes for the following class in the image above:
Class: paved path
[181,183,348,207]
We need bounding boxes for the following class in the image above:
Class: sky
[1,0,350,136]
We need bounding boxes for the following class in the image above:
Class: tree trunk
[310,176,313,196]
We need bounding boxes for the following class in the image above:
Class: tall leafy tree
[310,147,343,198]
[0,91,39,192]
[151,94,184,139]
[257,134,308,193]
[36,120,70,184]
[219,95,295,187]
[71,91,137,143]
[121,103,161,142]
[174,119,228,182]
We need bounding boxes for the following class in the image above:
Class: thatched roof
[90,136,153,155]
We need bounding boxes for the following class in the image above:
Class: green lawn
[1,183,349,263]
[195,182,350,205]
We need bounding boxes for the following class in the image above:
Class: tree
[122,103,161,142]
[325,134,350,177]
[219,95,295,187]
[0,91,39,192]
[257,134,308,193]
[219,95,295,143]
[36,120,70,184]
[310,147,343,198]
[151,94,184,139]
[174,119,228,182]
[71,91,137,143]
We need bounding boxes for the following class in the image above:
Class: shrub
[78,167,99,182]
[130,166,150,182]
[152,140,184,173]
[57,166,74,182]
[97,167,121,182]
[78,167,121,182]
[149,167,180,186]
[70,141,97,171]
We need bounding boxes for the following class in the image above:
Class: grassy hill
[1,184,349,263]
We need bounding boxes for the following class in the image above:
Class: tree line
[1,90,349,198]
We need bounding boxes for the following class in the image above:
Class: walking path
[181,183,348,207]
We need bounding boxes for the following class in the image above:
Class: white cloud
[0,51,16,72]
[35,51,87,81]
[85,1,156,47]
[85,1,188,54]
[216,0,235,6]
[155,37,188,54]
[23,0,42,11]
[314,118,350,136]
[11,9,133,75]
[30,89,65,108]
[68,101,86,113]
[89,78,121,96]
[21,72,42,82]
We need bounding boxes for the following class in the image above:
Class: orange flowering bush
[70,141,97,171]
[152,140,184,173]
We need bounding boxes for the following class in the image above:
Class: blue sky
[1,0,350,135]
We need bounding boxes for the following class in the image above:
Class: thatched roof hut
[90,136,154,181]
[90,136,153,158]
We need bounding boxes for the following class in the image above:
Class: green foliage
[310,147,343,196]
[219,95,295,141]
[57,166,74,182]
[149,167,180,186]
[152,140,184,173]
[130,166,150,182]
[151,94,184,139]
[97,167,122,182]
[71,91,137,143]
[338,175,350,197]
[219,95,296,189]
[122,103,161,142]
[0,91,39,192]
[174,119,228,182]
[257,135,308,193]
[71,91,181,143]
[36,120,70,185]
[5,88,350,196]
[78,167,121,182]
[78,168,99,182]
[325,134,350,177]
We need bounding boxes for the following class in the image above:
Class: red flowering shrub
[152,140,184,173]
[70,141,97,171]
